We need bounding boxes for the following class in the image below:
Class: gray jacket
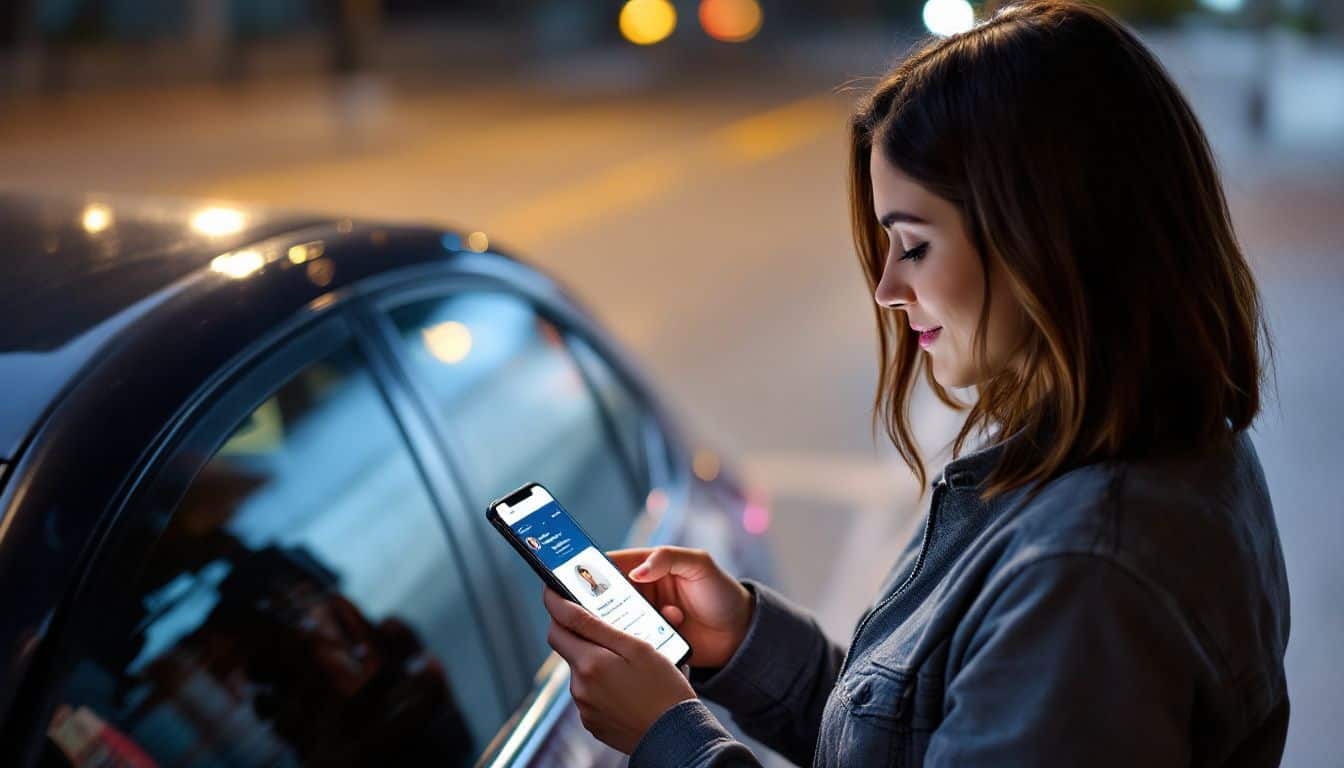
[629,432,1290,767]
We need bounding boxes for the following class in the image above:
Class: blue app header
[510,501,594,571]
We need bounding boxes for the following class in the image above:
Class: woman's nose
[874,269,914,309]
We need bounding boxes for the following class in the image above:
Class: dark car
[0,195,773,767]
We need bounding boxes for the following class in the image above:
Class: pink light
[742,503,770,535]
[646,489,670,518]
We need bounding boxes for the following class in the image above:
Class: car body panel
[0,194,330,461]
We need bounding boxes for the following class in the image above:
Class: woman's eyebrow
[879,210,928,228]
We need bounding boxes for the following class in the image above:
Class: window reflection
[387,293,644,673]
[47,344,499,767]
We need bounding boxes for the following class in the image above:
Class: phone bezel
[485,481,693,668]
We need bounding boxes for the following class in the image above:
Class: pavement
[1,20,1341,766]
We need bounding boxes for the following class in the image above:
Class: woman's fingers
[542,587,645,659]
[547,616,621,679]
[606,548,656,572]
[660,604,685,626]
[626,546,712,583]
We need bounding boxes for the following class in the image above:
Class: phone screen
[494,484,692,667]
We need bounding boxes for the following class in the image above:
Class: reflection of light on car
[742,500,769,534]
[922,0,974,36]
[191,207,248,237]
[288,241,324,264]
[81,203,113,234]
[467,231,490,252]
[422,321,473,364]
[1198,0,1244,11]
[693,450,721,481]
[620,0,677,46]
[210,249,266,279]
[306,259,335,287]
[699,0,762,43]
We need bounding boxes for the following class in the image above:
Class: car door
[33,316,515,767]
[366,281,687,764]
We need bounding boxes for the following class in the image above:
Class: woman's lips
[917,327,942,349]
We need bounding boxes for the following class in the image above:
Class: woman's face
[869,148,1027,389]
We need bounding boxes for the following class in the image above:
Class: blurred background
[1,0,1340,764]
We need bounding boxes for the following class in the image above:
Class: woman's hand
[607,546,756,669]
[542,587,696,754]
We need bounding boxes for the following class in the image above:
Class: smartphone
[486,482,693,668]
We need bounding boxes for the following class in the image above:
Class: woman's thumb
[628,551,664,581]
[660,604,686,626]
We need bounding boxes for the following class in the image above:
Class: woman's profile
[539,2,1290,765]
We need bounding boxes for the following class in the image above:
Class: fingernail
[630,565,649,578]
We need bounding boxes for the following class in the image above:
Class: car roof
[0,193,449,461]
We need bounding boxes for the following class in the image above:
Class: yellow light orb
[620,0,677,46]
[191,207,248,237]
[467,231,490,252]
[422,321,473,364]
[210,249,266,279]
[699,0,762,43]
[81,204,113,234]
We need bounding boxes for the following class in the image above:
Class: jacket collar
[933,427,1027,492]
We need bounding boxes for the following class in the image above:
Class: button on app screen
[509,499,690,665]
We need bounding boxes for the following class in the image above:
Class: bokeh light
[693,450,722,481]
[620,0,677,46]
[645,488,670,518]
[743,501,770,534]
[699,0,763,43]
[81,204,113,234]
[467,231,490,252]
[422,321,473,364]
[922,0,975,37]
[305,259,335,287]
[210,249,265,279]
[287,241,324,264]
[191,207,248,237]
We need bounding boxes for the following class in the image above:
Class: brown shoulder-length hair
[849,0,1270,497]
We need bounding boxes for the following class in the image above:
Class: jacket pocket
[833,661,914,765]
[841,661,913,728]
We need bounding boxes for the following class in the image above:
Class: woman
[541,1,1290,765]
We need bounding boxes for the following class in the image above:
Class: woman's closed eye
[900,242,930,262]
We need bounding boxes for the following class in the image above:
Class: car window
[45,342,503,768]
[564,334,672,494]
[384,292,641,670]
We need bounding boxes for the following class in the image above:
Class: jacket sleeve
[926,554,1197,766]
[628,579,847,768]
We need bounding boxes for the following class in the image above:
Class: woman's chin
[927,359,976,391]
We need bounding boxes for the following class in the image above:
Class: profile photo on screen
[575,564,608,597]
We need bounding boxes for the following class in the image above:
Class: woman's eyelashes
[899,242,930,262]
